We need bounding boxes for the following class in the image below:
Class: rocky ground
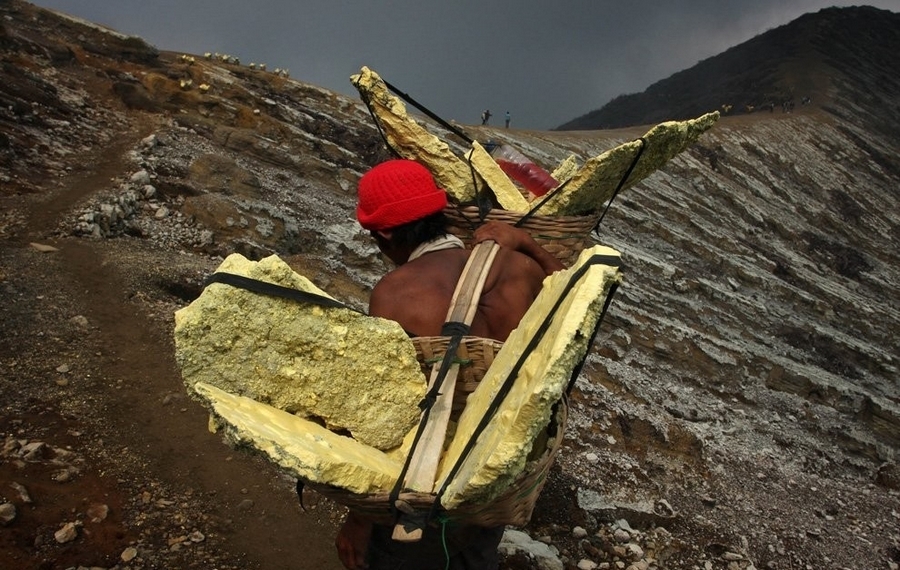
[2,2,900,569]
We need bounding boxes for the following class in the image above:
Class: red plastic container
[490,144,559,197]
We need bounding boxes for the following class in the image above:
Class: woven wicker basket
[307,397,567,527]
[306,335,567,527]
[410,335,503,420]
[444,205,599,267]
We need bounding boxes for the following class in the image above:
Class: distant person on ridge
[505,111,510,128]
[481,109,491,125]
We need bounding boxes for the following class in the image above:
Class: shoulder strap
[390,240,499,541]
[442,239,500,328]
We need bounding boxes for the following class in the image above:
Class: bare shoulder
[493,247,547,284]
[368,252,467,336]
[368,268,411,319]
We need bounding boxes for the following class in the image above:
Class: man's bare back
[368,245,548,341]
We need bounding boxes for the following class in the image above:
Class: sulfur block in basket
[175,247,620,508]
[351,66,475,203]
[436,245,622,508]
[174,253,425,451]
[464,141,531,212]
[194,382,404,494]
[539,112,719,216]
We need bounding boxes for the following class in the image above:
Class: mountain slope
[557,6,900,133]
[1,1,899,569]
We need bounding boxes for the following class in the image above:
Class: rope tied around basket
[387,323,466,514]
[413,322,469,412]
[387,241,500,540]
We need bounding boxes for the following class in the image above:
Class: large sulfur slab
[174,253,425,450]
[539,112,719,216]
[194,382,403,494]
[436,245,621,508]
[551,154,580,187]
[351,67,475,203]
[465,141,531,212]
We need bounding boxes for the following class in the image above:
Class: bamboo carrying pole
[392,240,499,542]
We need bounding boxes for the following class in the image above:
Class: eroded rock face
[174,253,425,450]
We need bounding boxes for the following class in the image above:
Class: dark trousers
[366,523,503,570]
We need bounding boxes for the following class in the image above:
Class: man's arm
[473,221,565,275]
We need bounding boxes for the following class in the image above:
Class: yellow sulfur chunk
[465,141,531,212]
[175,247,622,509]
[437,245,622,507]
[351,67,475,203]
[175,253,425,450]
[538,112,719,216]
[194,382,403,494]
[551,154,580,185]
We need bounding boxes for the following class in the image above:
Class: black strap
[295,479,308,511]
[462,150,495,221]
[383,79,475,146]
[355,73,647,238]
[387,328,466,518]
[440,321,470,337]
[204,272,363,314]
[515,177,573,227]
[418,333,463,415]
[446,136,648,238]
[354,74,475,159]
[520,136,647,230]
[387,255,489,519]
[431,253,621,511]
[591,137,647,235]
[354,84,402,159]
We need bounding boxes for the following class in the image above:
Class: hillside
[1,1,899,569]
[557,6,900,134]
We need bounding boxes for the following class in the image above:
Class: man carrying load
[336,159,563,569]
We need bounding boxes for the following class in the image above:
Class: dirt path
[0,121,345,569]
[62,238,344,568]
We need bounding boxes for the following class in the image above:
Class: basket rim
[445,203,600,224]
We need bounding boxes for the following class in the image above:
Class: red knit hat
[356,160,448,230]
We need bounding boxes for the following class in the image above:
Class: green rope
[439,515,451,570]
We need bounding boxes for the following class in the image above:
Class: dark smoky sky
[32,0,900,130]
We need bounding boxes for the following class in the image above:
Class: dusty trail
[1,126,345,569]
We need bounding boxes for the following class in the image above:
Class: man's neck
[407,234,465,263]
